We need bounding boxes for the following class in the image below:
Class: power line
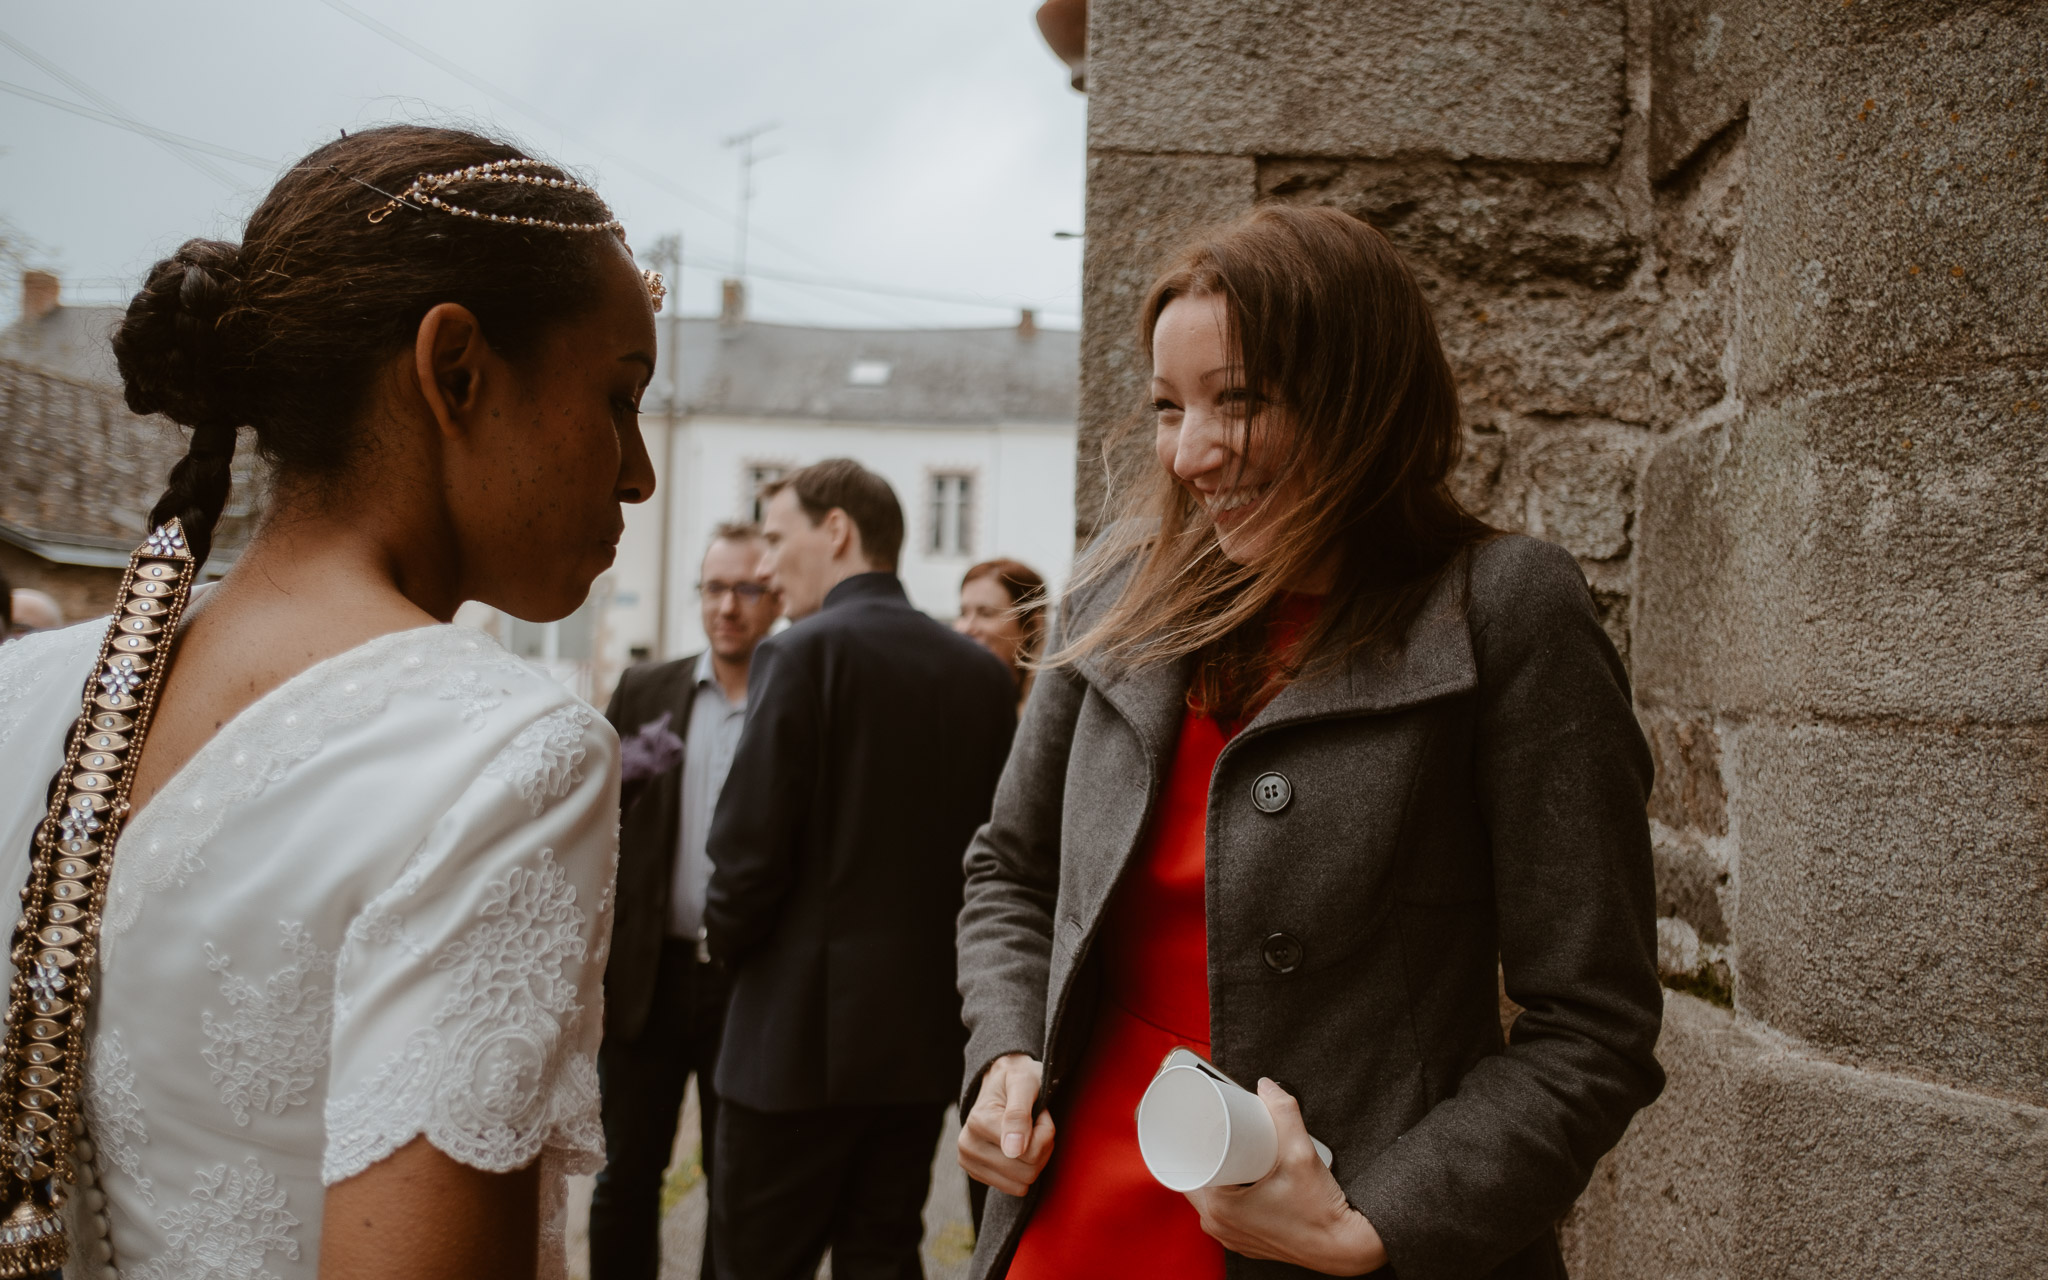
[678,259,1078,346]
[752,274,928,331]
[53,260,1078,330]
[307,0,850,279]
[310,2,736,227]
[748,262,1078,314]
[671,251,1075,322]
[0,29,241,189]
[0,18,1076,324]
[313,0,1077,315]
[0,79,276,169]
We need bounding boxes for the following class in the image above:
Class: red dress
[1008,602,1315,1279]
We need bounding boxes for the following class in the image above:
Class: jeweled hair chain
[0,520,196,1277]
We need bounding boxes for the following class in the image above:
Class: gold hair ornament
[0,520,199,1277]
[367,157,623,233]
[643,269,667,313]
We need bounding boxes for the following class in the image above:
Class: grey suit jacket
[957,535,1665,1280]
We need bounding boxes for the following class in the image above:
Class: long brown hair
[962,557,1050,673]
[1059,204,1491,719]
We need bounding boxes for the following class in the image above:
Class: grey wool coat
[956,534,1665,1280]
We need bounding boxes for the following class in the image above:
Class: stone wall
[1075,1,2047,1273]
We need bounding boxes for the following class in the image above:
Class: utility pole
[646,233,682,660]
[722,122,779,282]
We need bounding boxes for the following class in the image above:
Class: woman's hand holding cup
[958,1052,1057,1197]
[1185,1079,1387,1276]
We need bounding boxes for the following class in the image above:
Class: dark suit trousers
[711,1099,945,1280]
[590,940,730,1280]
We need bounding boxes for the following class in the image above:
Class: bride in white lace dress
[0,125,659,1280]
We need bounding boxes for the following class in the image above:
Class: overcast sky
[0,0,1087,330]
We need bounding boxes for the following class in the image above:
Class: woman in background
[0,125,659,1280]
[955,557,1048,711]
[955,205,1663,1279]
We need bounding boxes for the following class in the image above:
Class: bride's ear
[414,303,492,439]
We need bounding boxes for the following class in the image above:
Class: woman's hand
[958,1051,1057,1196]
[1186,1079,1387,1276]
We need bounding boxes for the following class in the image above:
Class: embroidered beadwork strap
[0,520,198,1277]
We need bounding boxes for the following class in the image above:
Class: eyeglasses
[698,580,772,603]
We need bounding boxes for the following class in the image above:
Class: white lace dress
[0,620,619,1280]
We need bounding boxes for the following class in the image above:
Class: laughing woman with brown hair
[955,205,1664,1279]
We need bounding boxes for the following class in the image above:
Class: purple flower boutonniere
[620,710,685,786]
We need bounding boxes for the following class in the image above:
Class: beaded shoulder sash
[0,521,197,1277]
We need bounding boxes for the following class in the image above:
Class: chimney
[720,278,747,330]
[1017,308,1039,340]
[21,271,59,323]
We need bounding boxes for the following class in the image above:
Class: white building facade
[516,309,1079,703]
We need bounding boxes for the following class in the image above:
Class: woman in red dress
[1001,595,1320,1280]
[955,206,1663,1280]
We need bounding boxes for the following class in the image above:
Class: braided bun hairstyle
[114,240,247,565]
[112,125,628,569]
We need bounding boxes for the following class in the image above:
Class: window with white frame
[745,463,788,523]
[928,471,975,557]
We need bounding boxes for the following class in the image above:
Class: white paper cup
[1135,1054,1334,1192]
[1136,1063,1277,1191]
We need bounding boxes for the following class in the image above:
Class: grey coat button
[1251,772,1293,813]
[1262,932,1304,974]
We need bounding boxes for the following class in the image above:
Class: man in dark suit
[589,521,782,1280]
[705,458,1017,1280]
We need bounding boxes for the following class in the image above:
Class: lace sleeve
[321,699,620,1186]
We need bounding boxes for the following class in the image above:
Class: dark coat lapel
[1245,556,1476,737]
[617,656,699,815]
[1072,649,1193,771]
[1070,554,1476,766]
[605,652,703,1043]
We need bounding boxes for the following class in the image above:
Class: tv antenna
[723,121,780,281]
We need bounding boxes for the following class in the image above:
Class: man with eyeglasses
[590,520,782,1280]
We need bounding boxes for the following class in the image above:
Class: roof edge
[0,354,123,396]
[0,517,241,572]
[676,409,1080,430]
